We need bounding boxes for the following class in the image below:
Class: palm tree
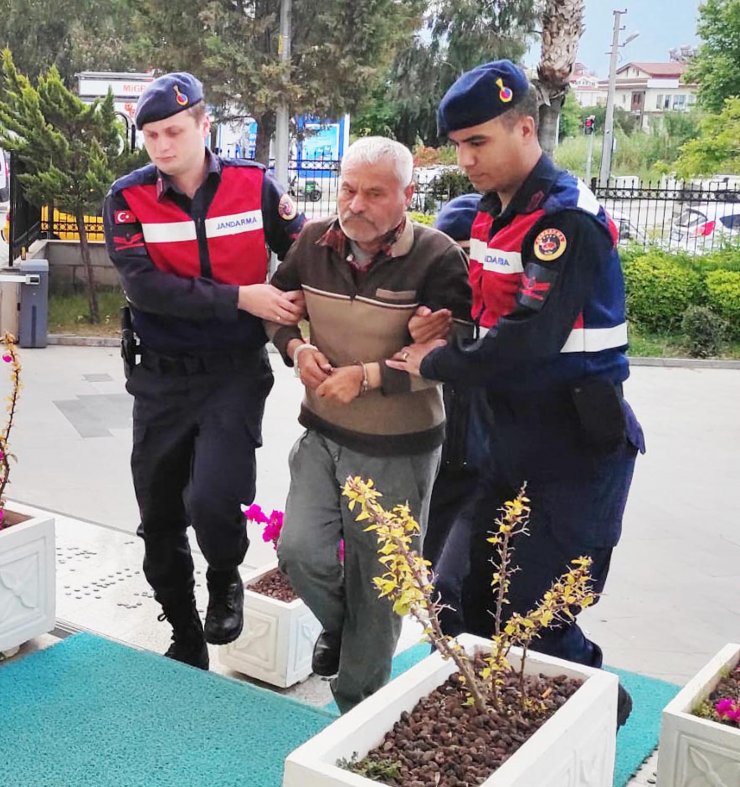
[534,0,585,156]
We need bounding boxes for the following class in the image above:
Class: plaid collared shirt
[316,217,407,271]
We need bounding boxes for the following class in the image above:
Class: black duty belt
[140,347,260,376]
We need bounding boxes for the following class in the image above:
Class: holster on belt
[570,378,626,448]
[120,305,140,380]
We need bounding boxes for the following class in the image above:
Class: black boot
[158,597,209,670]
[312,630,341,677]
[617,682,633,728]
[204,568,244,645]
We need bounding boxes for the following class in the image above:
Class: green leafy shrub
[694,247,740,274]
[428,168,475,201]
[623,252,704,331]
[705,269,740,337]
[681,306,728,357]
[407,211,434,226]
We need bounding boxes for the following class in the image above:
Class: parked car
[610,210,647,246]
[668,203,740,251]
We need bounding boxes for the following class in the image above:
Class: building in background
[612,61,698,129]
[571,63,607,107]
[77,71,154,128]
[570,60,698,129]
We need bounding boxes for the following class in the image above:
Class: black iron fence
[16,141,740,257]
[8,154,41,263]
[591,178,740,253]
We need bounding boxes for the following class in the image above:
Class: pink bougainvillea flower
[1,354,11,363]
[242,503,267,524]
[262,510,284,547]
[338,539,345,562]
[715,698,740,722]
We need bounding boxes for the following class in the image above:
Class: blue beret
[135,72,204,129]
[437,60,530,136]
[434,194,481,242]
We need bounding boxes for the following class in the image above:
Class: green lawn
[49,289,125,337]
[628,326,740,360]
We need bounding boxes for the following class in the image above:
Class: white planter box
[220,559,322,688]
[657,643,740,787]
[284,633,618,787]
[0,507,56,653]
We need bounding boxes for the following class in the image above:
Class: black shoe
[158,598,209,670]
[312,630,341,677]
[204,568,244,645]
[617,683,633,728]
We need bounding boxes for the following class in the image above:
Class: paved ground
[3,344,739,784]
[8,345,740,684]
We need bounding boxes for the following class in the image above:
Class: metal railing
[591,178,740,253]
[8,154,41,262]
[41,208,104,240]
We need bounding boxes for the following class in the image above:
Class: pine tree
[0,49,138,323]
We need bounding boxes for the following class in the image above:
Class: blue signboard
[296,115,349,178]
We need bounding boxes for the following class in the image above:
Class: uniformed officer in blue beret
[434,193,480,251]
[393,59,645,728]
[103,72,306,671]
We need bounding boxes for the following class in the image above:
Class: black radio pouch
[120,305,140,380]
[570,378,626,448]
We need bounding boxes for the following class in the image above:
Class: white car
[668,203,740,252]
[610,211,647,246]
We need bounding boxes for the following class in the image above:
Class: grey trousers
[277,429,441,713]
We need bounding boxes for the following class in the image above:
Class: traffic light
[584,115,596,135]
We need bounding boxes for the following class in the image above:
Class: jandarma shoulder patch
[278,193,297,221]
[533,228,567,262]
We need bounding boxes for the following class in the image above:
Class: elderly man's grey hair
[341,137,414,187]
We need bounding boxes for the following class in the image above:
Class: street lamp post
[274,0,292,191]
[598,10,638,187]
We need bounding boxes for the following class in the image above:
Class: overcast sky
[525,0,703,78]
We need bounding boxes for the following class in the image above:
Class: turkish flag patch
[114,210,136,224]
[517,262,559,312]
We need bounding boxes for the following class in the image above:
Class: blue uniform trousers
[436,389,642,668]
[126,347,273,604]
[424,386,492,568]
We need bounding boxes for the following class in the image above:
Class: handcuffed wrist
[354,361,369,396]
[292,342,318,377]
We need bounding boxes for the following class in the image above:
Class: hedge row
[622,247,740,336]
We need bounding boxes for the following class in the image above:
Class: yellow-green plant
[343,476,596,715]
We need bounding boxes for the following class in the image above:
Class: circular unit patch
[533,228,567,261]
[278,193,297,221]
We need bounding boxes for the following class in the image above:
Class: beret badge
[174,85,189,107]
[496,78,513,103]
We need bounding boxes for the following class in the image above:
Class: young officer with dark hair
[390,60,645,727]
[103,72,305,671]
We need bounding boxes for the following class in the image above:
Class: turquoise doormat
[1,634,679,787]
[0,633,334,787]
[325,642,680,787]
